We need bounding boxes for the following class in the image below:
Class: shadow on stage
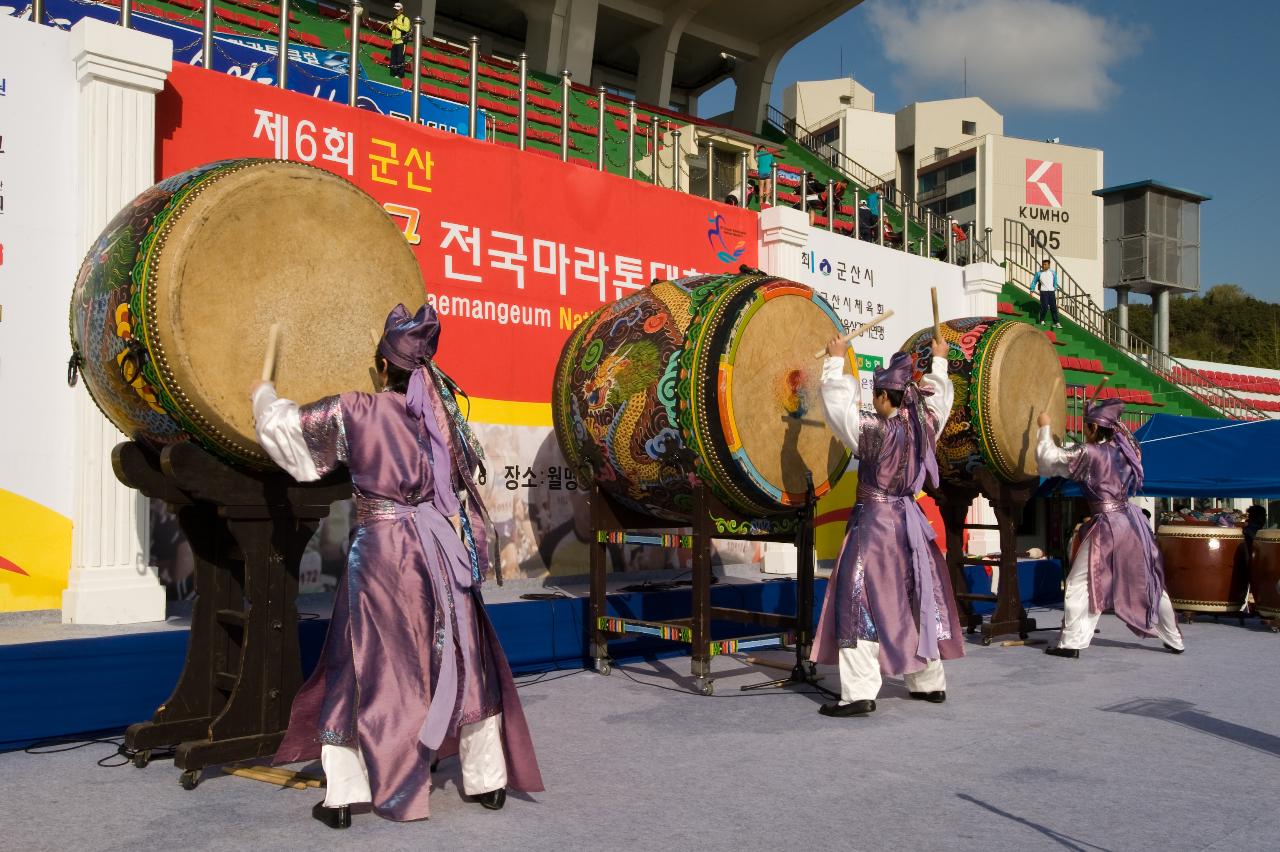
[1100,698,1280,759]
[956,792,1115,852]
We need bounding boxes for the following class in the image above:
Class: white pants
[1058,539,1184,651]
[837,641,946,703]
[321,713,508,806]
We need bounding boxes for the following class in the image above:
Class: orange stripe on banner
[464,397,553,427]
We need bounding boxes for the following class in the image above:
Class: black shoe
[1044,647,1080,659]
[818,699,876,717]
[312,801,351,829]
[476,788,506,810]
[1163,642,1185,655]
[909,690,947,703]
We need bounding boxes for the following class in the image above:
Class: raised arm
[252,382,321,482]
[1036,423,1086,479]
[820,354,863,455]
[919,352,954,443]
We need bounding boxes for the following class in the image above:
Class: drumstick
[261,323,281,383]
[813,309,895,359]
[1088,374,1111,401]
[931,287,941,341]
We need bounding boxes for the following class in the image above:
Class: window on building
[962,120,977,135]
[919,170,941,194]
[945,188,976,213]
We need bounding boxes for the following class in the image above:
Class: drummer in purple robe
[250,304,542,827]
[1035,398,1184,658]
[811,337,966,717]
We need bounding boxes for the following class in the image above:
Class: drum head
[719,285,849,506]
[146,161,423,466]
[974,321,1066,480]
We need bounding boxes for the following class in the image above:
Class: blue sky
[698,0,1280,305]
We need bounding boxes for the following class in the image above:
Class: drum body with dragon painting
[552,273,852,521]
[69,159,424,468]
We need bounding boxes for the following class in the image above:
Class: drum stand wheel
[696,678,715,697]
[179,770,201,791]
[594,657,613,676]
[131,749,152,769]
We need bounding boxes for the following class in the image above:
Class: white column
[561,0,599,83]
[62,18,172,625]
[963,261,1004,317]
[965,497,1000,557]
[758,205,810,279]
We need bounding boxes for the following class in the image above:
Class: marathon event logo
[1022,158,1069,223]
[706,212,747,264]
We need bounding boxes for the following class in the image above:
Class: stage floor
[1,611,1276,851]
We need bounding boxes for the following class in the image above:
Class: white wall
[0,16,78,518]
[783,78,876,129]
[842,108,896,180]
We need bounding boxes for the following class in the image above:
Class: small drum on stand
[1250,529,1280,629]
[553,272,849,695]
[897,317,1066,644]
[68,159,422,785]
[1158,525,1248,623]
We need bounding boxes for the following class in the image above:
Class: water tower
[1095,180,1210,354]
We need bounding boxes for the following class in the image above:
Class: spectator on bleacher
[754,146,776,195]
[1031,258,1062,329]
[388,3,412,79]
[724,183,756,207]
[857,200,878,241]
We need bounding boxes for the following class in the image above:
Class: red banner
[157,64,759,407]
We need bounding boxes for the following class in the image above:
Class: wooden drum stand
[115,440,349,790]
[588,478,830,697]
[932,467,1038,645]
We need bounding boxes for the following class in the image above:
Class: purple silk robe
[811,411,966,675]
[273,390,542,820]
[1060,439,1166,637]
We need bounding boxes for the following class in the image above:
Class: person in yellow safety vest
[389,3,412,79]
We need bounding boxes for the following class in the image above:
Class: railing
[1002,219,1263,420]
[1064,387,1151,442]
[765,105,895,199]
[917,135,984,169]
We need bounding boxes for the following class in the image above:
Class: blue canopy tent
[1039,414,1280,498]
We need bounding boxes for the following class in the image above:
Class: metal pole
[672,129,682,192]
[770,165,778,207]
[799,171,807,214]
[410,17,423,123]
[923,210,932,257]
[985,226,993,261]
[966,223,975,260]
[517,54,528,151]
[705,139,714,200]
[201,0,213,67]
[347,2,361,108]
[947,217,956,263]
[826,179,835,232]
[878,199,886,247]
[276,0,289,89]
[649,116,660,183]
[467,36,480,140]
[626,101,636,179]
[32,0,43,25]
[559,71,572,162]
[739,151,748,208]
[901,199,911,253]
[596,85,607,171]
[120,0,131,28]
[851,189,860,240]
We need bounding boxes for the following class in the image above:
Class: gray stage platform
[2,610,1276,852]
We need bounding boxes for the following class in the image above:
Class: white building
[782,79,1105,305]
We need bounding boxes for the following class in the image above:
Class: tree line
[1106,285,1280,369]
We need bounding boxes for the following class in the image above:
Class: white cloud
[866,0,1144,111]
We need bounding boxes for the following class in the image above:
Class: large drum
[70,159,423,469]
[1158,525,1248,613]
[900,317,1065,483]
[1251,529,1280,619]
[552,273,850,520]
